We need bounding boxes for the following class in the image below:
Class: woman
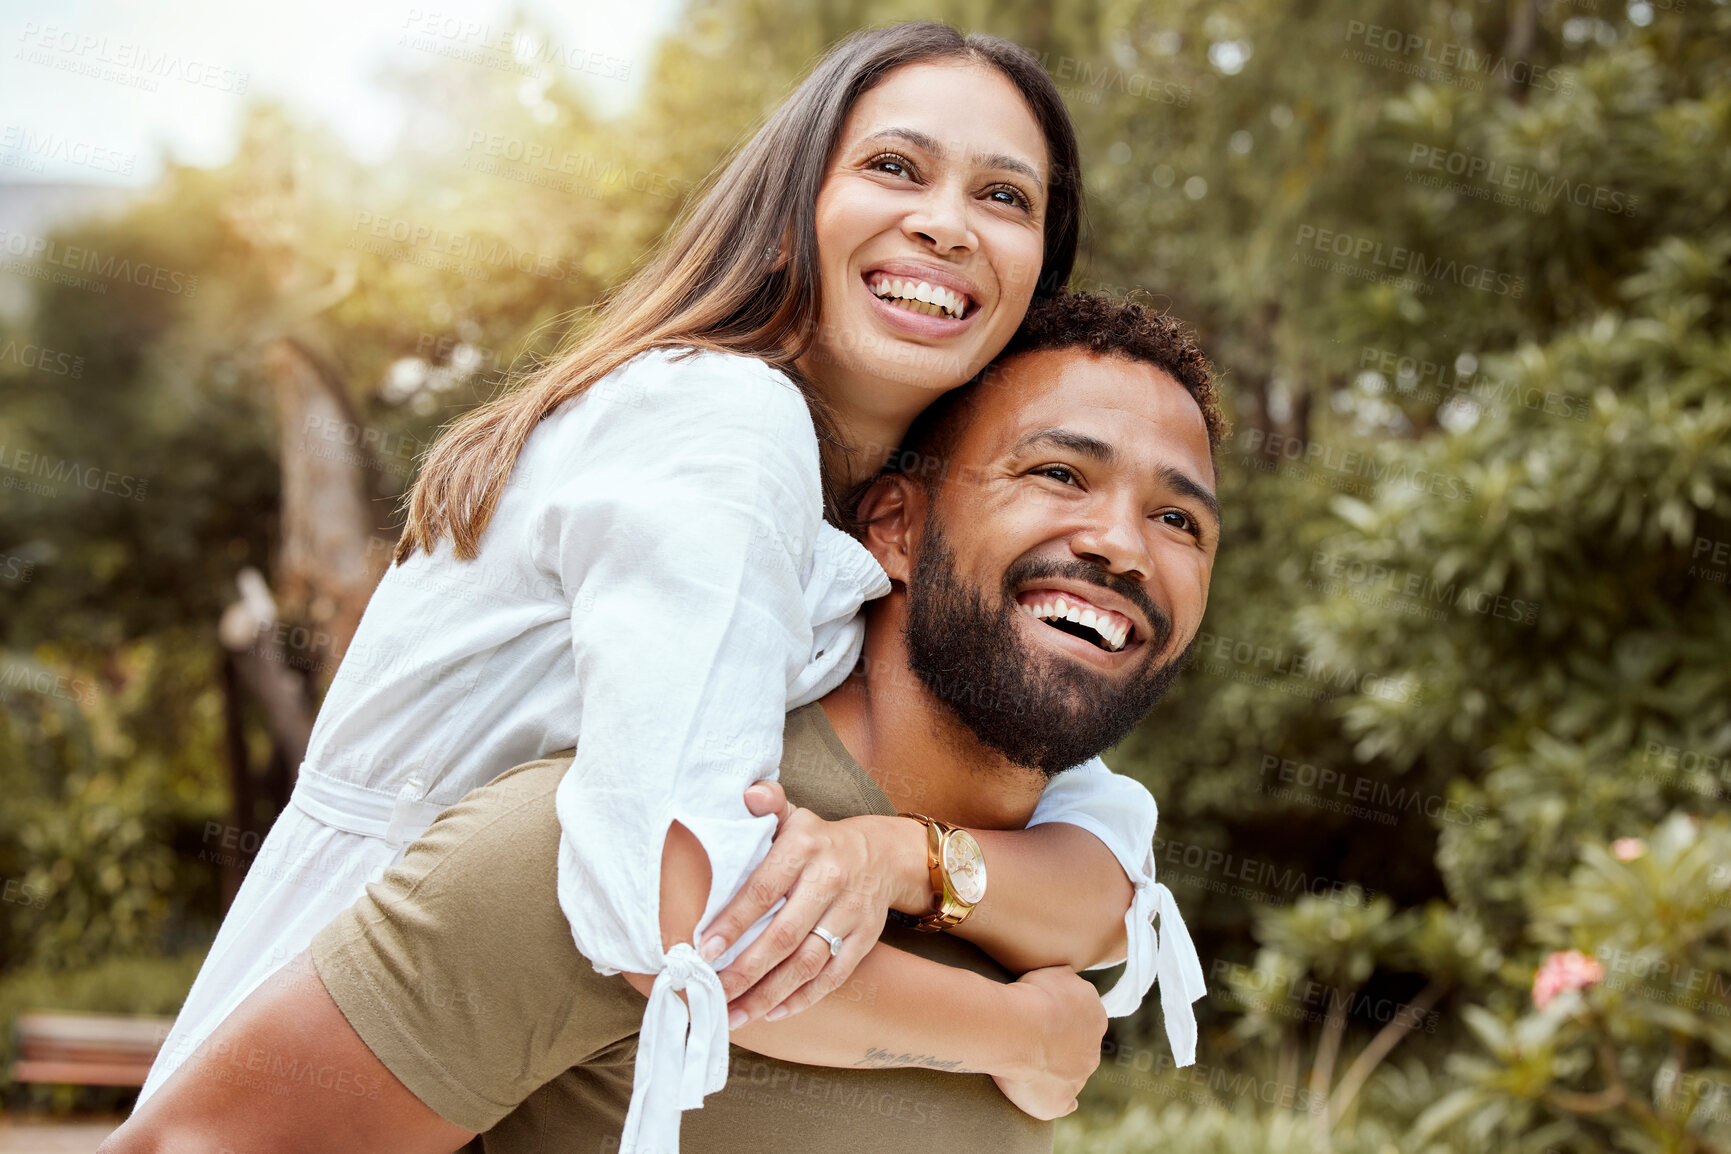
[136,22,1201,1152]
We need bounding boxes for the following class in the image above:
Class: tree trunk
[218,568,314,776]
[1502,0,1539,103]
[261,335,394,691]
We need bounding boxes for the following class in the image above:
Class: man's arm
[98,951,476,1154]
[947,823,1132,973]
[705,792,1134,1026]
[632,819,1105,1121]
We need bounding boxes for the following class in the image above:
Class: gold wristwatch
[892,812,987,932]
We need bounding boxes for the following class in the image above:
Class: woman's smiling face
[800,60,1051,413]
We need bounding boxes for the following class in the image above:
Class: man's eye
[1157,509,1198,536]
[1035,466,1079,486]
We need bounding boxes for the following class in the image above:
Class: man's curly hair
[892,291,1227,492]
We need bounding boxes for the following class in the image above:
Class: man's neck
[817,603,1049,831]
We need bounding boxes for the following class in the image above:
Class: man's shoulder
[410,753,571,842]
[778,704,897,820]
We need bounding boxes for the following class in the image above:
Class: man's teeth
[868,276,967,320]
[1018,594,1132,652]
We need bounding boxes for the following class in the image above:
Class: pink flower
[1532,950,1605,1009]
[1612,838,1646,861]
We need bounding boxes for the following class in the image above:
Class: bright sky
[0,0,683,188]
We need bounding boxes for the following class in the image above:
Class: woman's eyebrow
[860,127,1045,192]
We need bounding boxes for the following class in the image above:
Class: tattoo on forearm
[855,1046,967,1072]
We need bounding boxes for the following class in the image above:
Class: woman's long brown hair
[395,21,1083,563]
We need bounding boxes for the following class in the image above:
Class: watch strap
[895,812,978,932]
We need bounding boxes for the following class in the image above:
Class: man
[104,291,1226,1154]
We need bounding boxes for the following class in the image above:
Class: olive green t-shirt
[311,703,1055,1154]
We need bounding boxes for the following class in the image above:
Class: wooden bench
[11,1011,174,1087]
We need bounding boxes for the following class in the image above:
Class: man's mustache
[1001,557,1173,656]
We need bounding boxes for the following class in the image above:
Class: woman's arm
[628,821,1105,1121]
[704,779,1142,1024]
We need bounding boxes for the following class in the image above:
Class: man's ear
[856,475,925,585]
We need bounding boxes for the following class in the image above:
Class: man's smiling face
[893,346,1220,774]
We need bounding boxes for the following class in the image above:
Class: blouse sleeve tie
[1024,758,1208,1058]
[618,940,730,1154]
[1104,876,1208,1067]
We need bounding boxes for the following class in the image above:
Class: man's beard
[901,519,1196,777]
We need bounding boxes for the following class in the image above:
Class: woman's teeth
[868,275,967,320]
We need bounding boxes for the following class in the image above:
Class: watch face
[943,830,987,905]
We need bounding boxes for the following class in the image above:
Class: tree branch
[1324,979,1448,1131]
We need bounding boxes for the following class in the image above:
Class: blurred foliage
[1,0,1727,1144]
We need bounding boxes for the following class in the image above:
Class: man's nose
[1069,501,1152,582]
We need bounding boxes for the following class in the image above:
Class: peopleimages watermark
[1211,958,1443,1033]
[460,131,687,202]
[1309,550,1541,628]
[1259,753,1486,827]
[238,618,346,681]
[1031,51,1190,107]
[0,660,95,705]
[0,551,37,586]
[14,22,250,95]
[1654,1070,1731,1125]
[0,444,149,501]
[1358,346,1589,423]
[3,877,49,908]
[156,1033,385,1101]
[1,124,136,177]
[1636,740,1730,799]
[1406,145,1638,218]
[1092,1043,1327,1114]
[1194,628,1424,706]
[347,211,571,283]
[197,821,266,873]
[398,9,631,83]
[1293,224,1525,298]
[1595,946,1731,1017]
[1234,428,1475,504]
[1690,535,1731,588]
[1152,834,1378,908]
[1341,21,1572,95]
[299,413,423,478]
[704,1053,943,1131]
[0,338,84,380]
[797,316,979,392]
[414,331,504,375]
[0,229,199,297]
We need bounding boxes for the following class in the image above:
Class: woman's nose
[903,183,976,255]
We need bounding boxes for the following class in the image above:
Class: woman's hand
[990,966,1109,1120]
[704,780,926,1026]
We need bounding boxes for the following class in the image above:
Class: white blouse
[152,347,1203,1148]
